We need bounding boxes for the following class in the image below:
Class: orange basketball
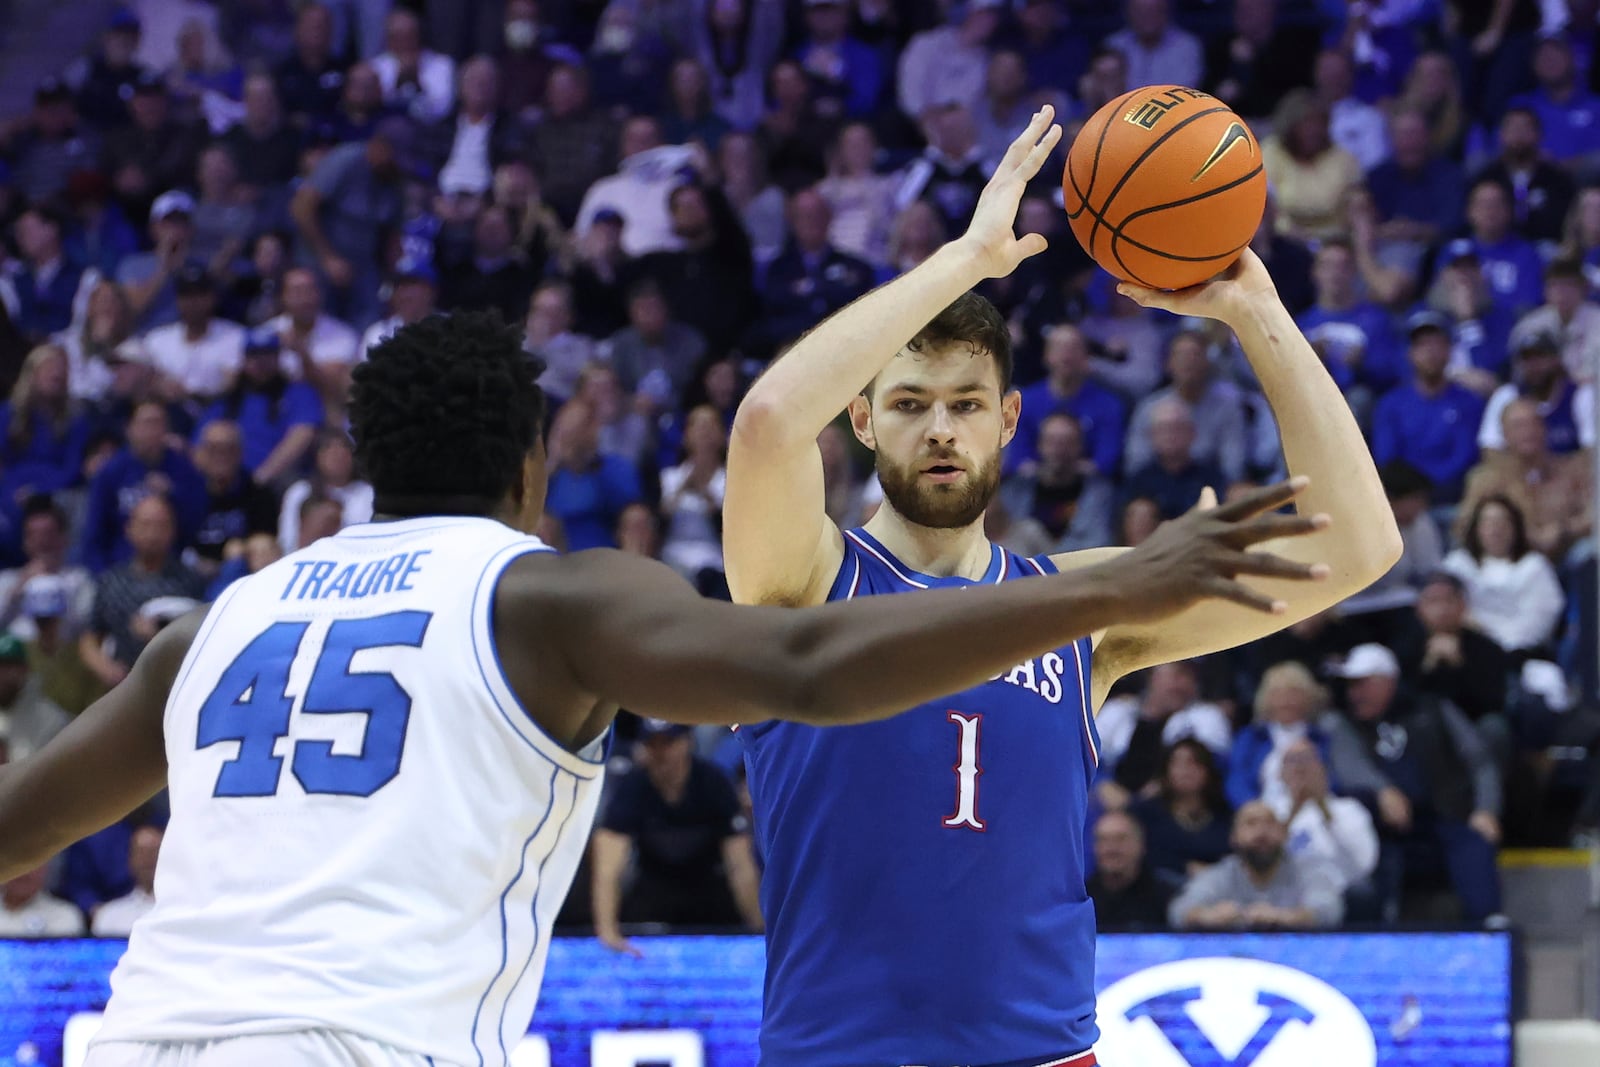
[1063,85,1267,291]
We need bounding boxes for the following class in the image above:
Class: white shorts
[85,1029,440,1067]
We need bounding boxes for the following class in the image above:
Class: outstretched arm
[725,108,1063,606]
[1056,250,1401,696]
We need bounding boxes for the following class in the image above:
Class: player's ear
[999,388,1021,449]
[848,394,876,450]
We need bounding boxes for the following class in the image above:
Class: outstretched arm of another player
[505,480,1327,732]
[724,108,1062,607]
[0,611,201,880]
[1057,249,1402,692]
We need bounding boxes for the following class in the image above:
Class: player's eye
[894,400,923,414]
[954,400,982,413]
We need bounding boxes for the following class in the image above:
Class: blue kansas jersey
[740,529,1102,1067]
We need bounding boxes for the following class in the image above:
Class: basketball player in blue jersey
[722,106,1402,1067]
[0,310,1325,1067]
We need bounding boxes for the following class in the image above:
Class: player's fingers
[999,106,1054,173]
[1015,233,1049,260]
[1212,477,1309,522]
[1115,281,1171,310]
[1226,550,1330,582]
[1196,485,1219,511]
[1205,576,1287,615]
[1224,512,1330,546]
[1019,123,1063,178]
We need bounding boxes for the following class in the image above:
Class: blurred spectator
[602,279,705,417]
[894,102,989,237]
[749,188,873,356]
[1370,314,1485,504]
[716,132,786,265]
[189,147,256,273]
[591,719,760,949]
[691,0,787,132]
[526,280,599,405]
[661,58,731,149]
[1456,0,1542,124]
[532,64,620,226]
[189,420,280,581]
[327,62,386,143]
[1394,570,1511,728]
[165,15,244,119]
[66,7,152,129]
[0,346,90,503]
[1268,739,1380,905]
[574,363,651,465]
[57,281,140,406]
[1076,46,1130,115]
[1124,331,1248,484]
[290,122,406,326]
[1509,36,1600,172]
[267,268,359,415]
[1329,643,1503,922]
[884,200,948,278]
[1297,238,1406,398]
[1106,0,1203,97]
[291,492,345,549]
[64,170,141,281]
[1339,461,1444,632]
[1007,324,1126,478]
[1391,51,1463,157]
[77,401,206,573]
[1464,396,1592,560]
[1082,290,1166,399]
[631,182,757,355]
[1099,662,1232,797]
[816,122,897,268]
[0,498,94,643]
[544,400,642,551]
[274,3,346,126]
[1424,240,1515,391]
[497,0,561,117]
[659,405,728,588]
[563,209,631,339]
[421,57,529,202]
[116,190,195,330]
[222,230,292,328]
[897,0,1002,119]
[371,8,455,123]
[1122,399,1226,521]
[441,206,535,321]
[80,494,205,690]
[1366,108,1465,255]
[199,330,321,489]
[19,575,103,718]
[1128,738,1233,882]
[1118,496,1161,548]
[90,825,160,937]
[615,501,662,560]
[1562,185,1600,291]
[575,117,698,258]
[1261,90,1362,242]
[1511,260,1600,386]
[492,160,565,275]
[142,265,244,403]
[1000,413,1115,553]
[128,0,227,76]
[794,0,886,121]
[1313,47,1389,172]
[1001,0,1091,98]
[277,429,371,553]
[1246,194,1316,316]
[0,631,70,762]
[1086,810,1175,930]
[0,863,84,937]
[972,50,1037,166]
[758,59,832,191]
[1474,108,1577,249]
[586,2,679,119]
[103,73,204,226]
[1444,494,1566,656]
[819,421,870,529]
[1205,0,1319,121]
[361,260,439,355]
[2,204,94,344]
[1169,801,1343,929]
[1227,661,1385,810]
[8,79,102,205]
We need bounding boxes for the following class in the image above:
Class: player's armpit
[0,608,204,881]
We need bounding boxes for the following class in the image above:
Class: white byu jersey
[93,516,608,1067]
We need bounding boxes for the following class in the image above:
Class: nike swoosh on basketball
[1190,122,1252,182]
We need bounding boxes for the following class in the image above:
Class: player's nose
[926,404,957,439]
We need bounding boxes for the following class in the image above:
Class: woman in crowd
[816,122,898,269]
[0,344,92,503]
[1132,739,1234,883]
[277,428,374,553]
[659,404,728,592]
[1443,494,1566,659]
[1261,89,1362,242]
[56,282,141,407]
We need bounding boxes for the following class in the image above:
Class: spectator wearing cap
[90,825,161,937]
[1338,461,1444,639]
[199,329,321,489]
[591,717,762,952]
[794,0,888,121]
[1005,324,1126,480]
[15,571,102,718]
[223,74,303,197]
[64,5,152,130]
[267,268,359,415]
[1169,800,1343,930]
[1297,238,1406,401]
[1371,314,1486,504]
[141,265,244,402]
[0,630,70,763]
[1511,259,1600,386]
[290,121,406,326]
[7,79,102,204]
[274,2,347,126]
[1366,108,1466,254]
[1327,642,1503,922]
[189,146,258,275]
[420,56,530,203]
[1509,36,1600,172]
[115,190,196,330]
[1104,0,1204,109]
[0,862,83,938]
[0,346,92,505]
[1422,239,1516,392]
[80,492,204,690]
[749,188,874,359]
[371,8,455,124]
[893,102,990,237]
[1480,329,1594,456]
[189,419,280,581]
[1444,494,1567,656]
[1470,121,1574,254]
[0,498,94,645]
[628,183,757,358]
[1204,0,1320,123]
[1087,810,1175,931]
[543,399,642,552]
[360,260,438,357]
[62,170,140,281]
[277,429,371,554]
[1,204,96,343]
[564,208,631,340]
[897,0,1004,120]
[439,205,535,323]
[101,71,205,226]
[1394,571,1512,730]
[77,400,206,574]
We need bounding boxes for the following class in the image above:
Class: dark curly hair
[350,311,546,517]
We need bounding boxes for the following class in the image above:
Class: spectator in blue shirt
[1471,114,1576,248]
[1372,314,1487,504]
[76,400,207,573]
[1424,241,1517,391]
[749,188,875,359]
[793,0,887,120]
[199,329,323,489]
[544,397,642,551]
[1006,323,1127,478]
[1297,238,1406,398]
[1511,37,1600,171]
[1460,178,1548,315]
[0,344,92,503]
[5,204,91,343]
[1365,108,1464,252]
[1122,398,1226,521]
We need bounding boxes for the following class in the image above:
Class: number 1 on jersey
[943,712,986,831]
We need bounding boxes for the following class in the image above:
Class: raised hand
[956,105,1062,279]
[1116,246,1279,326]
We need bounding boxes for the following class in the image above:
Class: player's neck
[862,504,993,581]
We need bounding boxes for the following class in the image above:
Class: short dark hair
[868,291,1012,397]
[20,493,66,530]
[1462,493,1531,563]
[1379,460,1432,501]
[351,311,547,516]
[1545,258,1585,284]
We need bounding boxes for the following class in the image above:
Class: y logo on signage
[1095,958,1377,1067]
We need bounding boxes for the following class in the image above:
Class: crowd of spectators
[2,0,1600,939]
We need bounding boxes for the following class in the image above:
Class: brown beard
[874,448,1001,530]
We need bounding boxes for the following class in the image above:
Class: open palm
[957,105,1063,279]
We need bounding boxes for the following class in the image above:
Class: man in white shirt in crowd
[370,7,455,123]
[0,860,83,937]
[141,264,244,401]
[91,824,161,937]
[0,498,95,642]
[358,259,439,359]
[1268,738,1380,902]
[269,266,359,413]
[1170,801,1345,929]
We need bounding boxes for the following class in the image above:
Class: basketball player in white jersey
[0,312,1328,1067]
